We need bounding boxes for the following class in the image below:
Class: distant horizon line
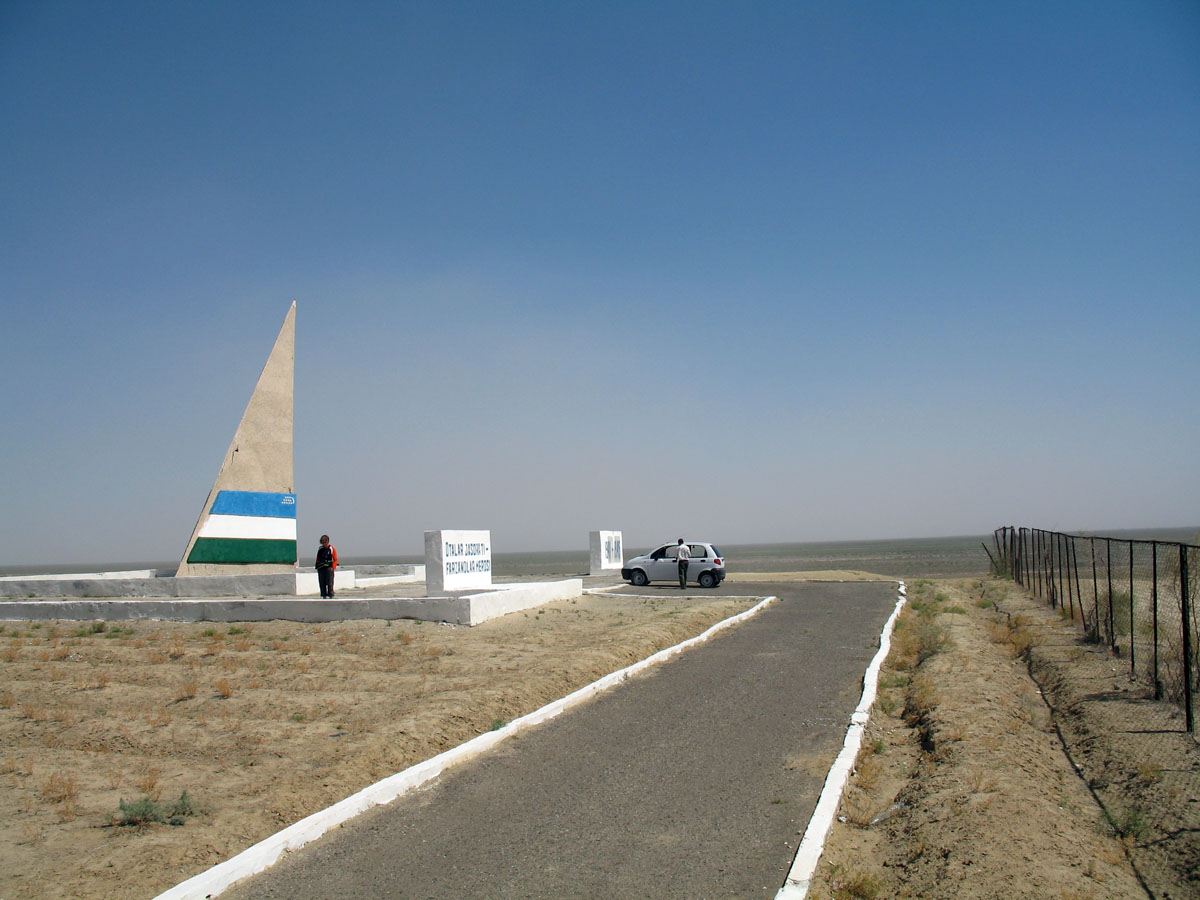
[4,525,1197,572]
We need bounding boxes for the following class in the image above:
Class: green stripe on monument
[187,538,297,565]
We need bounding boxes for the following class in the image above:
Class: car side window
[650,546,667,560]
[690,544,705,559]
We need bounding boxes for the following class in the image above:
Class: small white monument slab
[589,530,624,575]
[426,530,492,594]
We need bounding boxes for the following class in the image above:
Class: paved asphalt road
[222,581,897,900]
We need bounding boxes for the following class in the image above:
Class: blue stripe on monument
[210,491,298,519]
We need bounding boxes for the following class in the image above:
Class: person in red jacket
[315,534,338,598]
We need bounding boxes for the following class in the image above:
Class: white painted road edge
[153,592,778,900]
[774,580,908,900]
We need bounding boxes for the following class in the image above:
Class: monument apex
[176,302,297,576]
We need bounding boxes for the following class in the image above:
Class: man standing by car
[675,538,690,589]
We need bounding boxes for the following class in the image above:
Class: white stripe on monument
[197,515,298,541]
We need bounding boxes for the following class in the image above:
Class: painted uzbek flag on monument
[186,491,297,565]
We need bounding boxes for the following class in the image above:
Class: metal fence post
[1060,535,1070,614]
[1050,532,1059,609]
[1071,537,1083,630]
[1129,540,1136,680]
[1152,542,1160,700]
[1091,537,1099,641]
[1039,530,1046,598]
[1027,528,1036,592]
[1066,535,1077,622]
[1036,530,1043,597]
[1106,537,1115,651]
[1181,544,1193,733]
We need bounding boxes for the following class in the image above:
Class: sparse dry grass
[0,592,755,900]
[39,772,77,805]
[989,614,1036,658]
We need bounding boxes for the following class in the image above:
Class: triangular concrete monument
[176,302,297,577]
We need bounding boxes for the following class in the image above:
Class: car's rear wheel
[630,569,649,587]
[698,571,717,589]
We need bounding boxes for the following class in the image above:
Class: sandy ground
[810,577,1198,900]
[2,575,1195,900]
[0,588,757,900]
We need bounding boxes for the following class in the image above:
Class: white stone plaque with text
[589,530,623,575]
[426,529,492,594]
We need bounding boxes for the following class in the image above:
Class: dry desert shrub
[940,722,967,743]
[989,614,1034,658]
[19,819,46,846]
[852,752,884,792]
[838,793,877,828]
[175,679,198,702]
[903,672,937,728]
[1136,763,1163,785]
[135,767,161,799]
[890,613,949,671]
[831,869,885,900]
[215,678,234,699]
[40,770,78,805]
[970,768,997,793]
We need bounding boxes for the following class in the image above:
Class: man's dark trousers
[318,567,334,598]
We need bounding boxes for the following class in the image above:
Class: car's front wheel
[629,569,649,587]
[698,571,717,589]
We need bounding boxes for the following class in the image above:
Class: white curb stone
[775,581,908,899]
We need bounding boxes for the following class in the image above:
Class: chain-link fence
[991,528,1200,891]
[991,527,1197,734]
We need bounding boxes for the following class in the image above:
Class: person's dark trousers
[318,567,334,598]
[677,560,688,589]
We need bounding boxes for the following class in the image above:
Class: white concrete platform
[0,566,427,600]
[353,568,425,589]
[0,578,582,626]
[0,569,158,581]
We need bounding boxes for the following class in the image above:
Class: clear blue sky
[2,1,1197,566]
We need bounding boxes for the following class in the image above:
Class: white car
[621,541,726,588]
